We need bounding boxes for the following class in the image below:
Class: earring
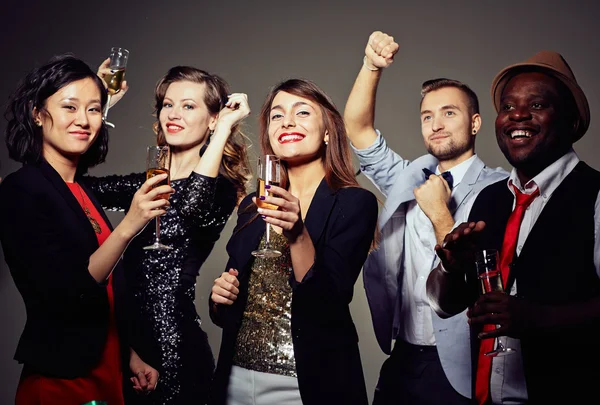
[472,130,477,134]
[35,121,42,127]
[200,130,213,157]
[325,140,329,145]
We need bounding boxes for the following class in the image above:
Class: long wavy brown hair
[258,79,360,192]
[153,66,251,203]
[257,79,379,247]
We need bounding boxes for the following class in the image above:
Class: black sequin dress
[84,172,238,405]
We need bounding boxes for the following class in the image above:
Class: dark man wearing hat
[427,51,600,404]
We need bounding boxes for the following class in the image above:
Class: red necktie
[475,185,540,405]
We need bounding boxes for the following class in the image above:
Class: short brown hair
[420,78,480,116]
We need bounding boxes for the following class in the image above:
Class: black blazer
[209,178,377,405]
[0,161,127,378]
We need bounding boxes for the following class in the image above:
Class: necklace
[76,183,102,234]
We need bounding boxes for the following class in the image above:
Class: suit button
[80,294,85,299]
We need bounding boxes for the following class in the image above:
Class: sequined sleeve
[178,172,238,229]
[83,173,145,211]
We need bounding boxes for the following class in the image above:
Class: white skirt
[227,365,303,405]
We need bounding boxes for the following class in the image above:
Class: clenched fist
[364,31,399,70]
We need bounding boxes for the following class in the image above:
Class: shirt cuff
[351,130,387,166]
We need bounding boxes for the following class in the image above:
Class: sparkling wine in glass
[475,249,515,357]
[143,145,172,250]
[102,47,129,128]
[252,155,281,258]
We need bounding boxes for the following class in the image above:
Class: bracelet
[363,56,379,71]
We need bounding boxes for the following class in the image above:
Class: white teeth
[280,134,304,142]
[168,125,183,130]
[510,130,532,138]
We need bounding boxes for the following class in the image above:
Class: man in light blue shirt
[344,31,507,404]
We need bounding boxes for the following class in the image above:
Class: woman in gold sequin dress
[210,79,378,405]
[87,67,251,405]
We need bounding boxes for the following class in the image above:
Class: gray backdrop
[1,0,599,403]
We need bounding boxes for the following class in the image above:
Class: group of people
[0,29,597,405]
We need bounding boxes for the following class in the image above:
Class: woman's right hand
[214,93,251,132]
[120,173,174,239]
[97,57,129,107]
[211,269,239,305]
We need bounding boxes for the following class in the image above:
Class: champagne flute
[143,145,172,250]
[251,155,282,258]
[475,249,515,357]
[102,47,129,128]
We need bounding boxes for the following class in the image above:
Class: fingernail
[257,208,263,213]
[259,196,266,200]
[261,215,266,219]
[265,185,271,189]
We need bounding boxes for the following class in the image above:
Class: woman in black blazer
[0,55,169,404]
[209,79,378,405]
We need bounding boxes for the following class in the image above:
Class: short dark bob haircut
[5,54,109,172]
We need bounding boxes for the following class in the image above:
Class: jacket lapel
[226,201,266,278]
[379,154,439,227]
[448,156,485,215]
[38,161,98,247]
[227,177,337,278]
[303,177,336,246]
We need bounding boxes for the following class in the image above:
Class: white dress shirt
[399,154,478,345]
[452,149,600,404]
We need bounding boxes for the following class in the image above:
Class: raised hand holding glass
[102,47,129,128]
[252,155,282,258]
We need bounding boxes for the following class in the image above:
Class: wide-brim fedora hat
[491,51,590,142]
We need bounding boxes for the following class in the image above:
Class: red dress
[15,183,124,405]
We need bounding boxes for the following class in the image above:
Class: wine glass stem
[104,94,112,121]
[155,216,161,245]
[265,222,271,249]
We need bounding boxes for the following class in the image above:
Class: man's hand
[468,292,538,339]
[414,173,452,222]
[364,31,399,70]
[435,221,486,275]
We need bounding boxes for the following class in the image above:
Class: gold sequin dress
[232,228,297,377]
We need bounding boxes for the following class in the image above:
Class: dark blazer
[0,161,127,378]
[209,178,378,405]
[467,162,600,404]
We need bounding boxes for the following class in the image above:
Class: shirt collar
[507,148,580,199]
[436,154,478,187]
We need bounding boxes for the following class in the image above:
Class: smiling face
[495,72,575,179]
[267,91,329,164]
[158,80,217,151]
[420,86,479,164]
[36,78,103,163]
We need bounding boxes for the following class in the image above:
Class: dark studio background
[1,0,599,402]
